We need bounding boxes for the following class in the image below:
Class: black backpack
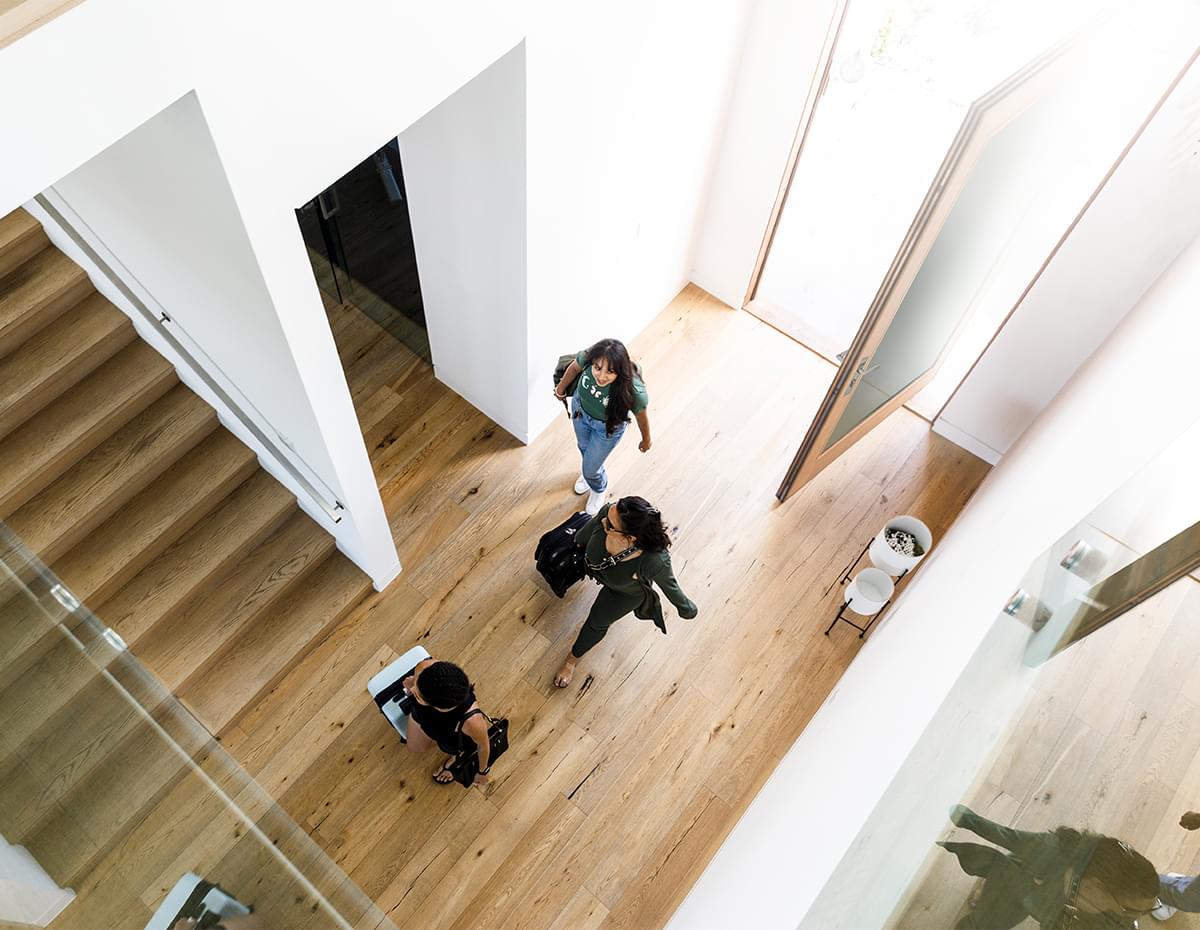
[534,511,591,597]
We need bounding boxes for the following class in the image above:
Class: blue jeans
[1160,873,1200,910]
[572,397,626,494]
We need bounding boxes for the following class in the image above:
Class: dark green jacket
[577,504,698,633]
[939,805,1133,929]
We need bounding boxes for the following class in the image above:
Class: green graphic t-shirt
[574,349,649,422]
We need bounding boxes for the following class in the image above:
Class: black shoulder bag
[449,708,510,787]
[553,354,580,415]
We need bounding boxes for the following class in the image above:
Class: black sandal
[432,759,456,785]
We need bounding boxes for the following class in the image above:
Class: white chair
[144,872,250,930]
[367,645,431,741]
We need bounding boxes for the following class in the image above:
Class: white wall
[42,94,399,583]
[689,0,841,310]
[0,0,526,586]
[400,45,529,440]
[0,832,73,925]
[935,48,1200,459]
[0,0,754,570]
[522,0,756,436]
[0,0,752,580]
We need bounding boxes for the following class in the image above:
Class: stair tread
[0,568,69,689]
[25,712,191,889]
[0,675,147,843]
[0,246,91,356]
[5,385,217,565]
[0,340,176,518]
[178,552,371,734]
[0,208,41,253]
[132,512,337,692]
[0,633,108,753]
[51,429,257,608]
[0,754,95,890]
[101,471,296,644]
[0,208,50,282]
[0,291,134,439]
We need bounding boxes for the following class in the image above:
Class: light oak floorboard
[29,285,988,929]
[215,285,988,929]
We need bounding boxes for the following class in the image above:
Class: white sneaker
[574,474,589,495]
[1153,880,1183,922]
[585,489,606,515]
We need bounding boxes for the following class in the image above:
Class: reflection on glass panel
[824,86,1058,450]
[797,418,1200,930]
[0,522,392,930]
[296,137,431,364]
[1030,520,1200,662]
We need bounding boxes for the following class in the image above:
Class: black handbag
[449,709,509,787]
[535,511,590,597]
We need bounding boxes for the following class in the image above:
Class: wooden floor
[891,575,1200,929]
[0,0,83,51]
[210,284,991,929]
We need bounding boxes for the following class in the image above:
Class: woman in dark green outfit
[554,496,697,688]
[940,804,1158,929]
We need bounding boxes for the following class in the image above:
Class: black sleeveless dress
[409,687,477,754]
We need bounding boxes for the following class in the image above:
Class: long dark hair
[615,496,670,552]
[584,339,636,437]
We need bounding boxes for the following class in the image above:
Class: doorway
[751,2,1196,501]
[296,139,431,364]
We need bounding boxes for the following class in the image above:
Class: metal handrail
[34,192,345,524]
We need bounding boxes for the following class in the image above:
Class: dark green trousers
[571,587,642,657]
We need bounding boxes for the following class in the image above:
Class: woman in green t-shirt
[553,339,651,515]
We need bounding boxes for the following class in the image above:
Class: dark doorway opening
[296,138,430,363]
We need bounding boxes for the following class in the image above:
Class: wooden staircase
[0,207,377,923]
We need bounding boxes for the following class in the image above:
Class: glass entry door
[776,42,1073,501]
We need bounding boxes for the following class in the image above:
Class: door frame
[774,38,1075,501]
[742,0,852,314]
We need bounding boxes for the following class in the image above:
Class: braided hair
[416,661,472,709]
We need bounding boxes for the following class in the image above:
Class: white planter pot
[844,568,894,615]
[869,515,932,576]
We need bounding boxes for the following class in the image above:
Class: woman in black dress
[401,659,492,785]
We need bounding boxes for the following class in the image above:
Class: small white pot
[869,515,932,576]
[845,568,894,615]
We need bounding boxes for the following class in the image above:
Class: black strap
[454,708,491,732]
[587,544,638,573]
[373,674,410,710]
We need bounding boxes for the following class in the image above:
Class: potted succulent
[868,515,932,576]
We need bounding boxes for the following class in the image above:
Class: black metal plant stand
[824,538,910,639]
[825,597,895,638]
